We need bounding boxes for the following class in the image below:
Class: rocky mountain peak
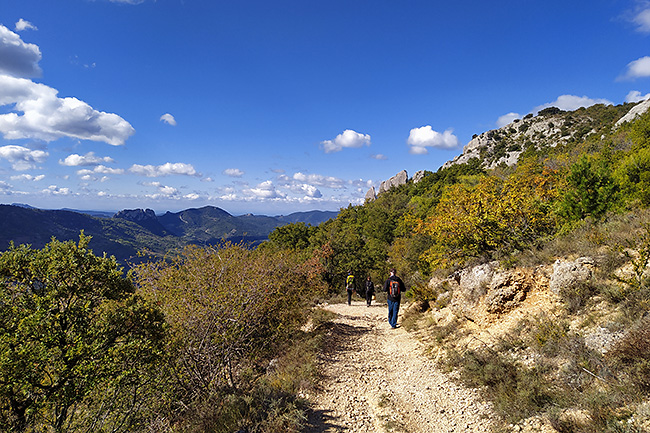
[114,208,157,221]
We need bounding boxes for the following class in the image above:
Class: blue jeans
[387,298,400,328]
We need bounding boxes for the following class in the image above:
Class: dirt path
[304,299,495,433]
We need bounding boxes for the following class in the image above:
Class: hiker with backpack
[383,268,405,328]
[346,271,355,306]
[365,275,374,307]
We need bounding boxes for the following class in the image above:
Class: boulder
[549,257,595,295]
[484,270,531,314]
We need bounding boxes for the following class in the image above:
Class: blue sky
[1,0,649,216]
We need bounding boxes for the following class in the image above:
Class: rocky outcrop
[412,170,427,184]
[441,115,567,170]
[549,257,595,295]
[366,170,409,200]
[114,208,157,222]
[484,269,532,314]
[114,208,170,236]
[442,101,650,171]
[378,170,408,194]
[441,262,535,317]
[615,98,650,127]
[364,186,376,202]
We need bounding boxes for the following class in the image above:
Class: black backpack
[389,280,400,297]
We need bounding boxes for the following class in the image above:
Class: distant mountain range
[0,204,338,264]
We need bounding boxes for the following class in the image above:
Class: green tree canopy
[0,234,165,433]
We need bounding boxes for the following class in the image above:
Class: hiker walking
[383,268,405,328]
[365,276,374,307]
[346,271,355,306]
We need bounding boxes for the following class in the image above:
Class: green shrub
[0,234,166,433]
[131,243,326,431]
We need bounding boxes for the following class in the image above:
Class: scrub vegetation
[2,101,650,431]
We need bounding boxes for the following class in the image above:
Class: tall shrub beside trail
[131,243,325,431]
[0,234,166,433]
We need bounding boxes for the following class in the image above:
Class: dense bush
[0,234,166,433]
[131,243,326,432]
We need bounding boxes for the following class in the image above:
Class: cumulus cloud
[533,94,613,113]
[11,173,44,181]
[0,144,48,170]
[129,162,199,177]
[620,56,650,81]
[496,112,521,128]
[407,126,460,155]
[60,152,115,166]
[320,129,371,153]
[297,184,322,198]
[43,185,72,196]
[632,7,650,33]
[223,168,244,177]
[370,153,387,160]
[160,113,177,126]
[248,180,284,199]
[15,19,38,32]
[626,90,650,102]
[0,75,135,145]
[292,172,345,189]
[143,181,179,198]
[77,165,125,181]
[0,24,42,77]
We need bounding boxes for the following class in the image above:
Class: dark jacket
[383,275,405,302]
[365,279,374,295]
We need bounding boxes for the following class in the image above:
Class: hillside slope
[0,204,339,263]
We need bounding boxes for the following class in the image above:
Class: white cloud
[60,152,115,166]
[0,144,48,170]
[533,94,613,113]
[320,129,371,153]
[109,0,147,4]
[160,113,177,126]
[292,172,345,189]
[633,7,650,33]
[295,184,322,198]
[626,90,650,102]
[223,168,244,177]
[184,193,200,200]
[407,126,460,155]
[0,75,135,145]
[496,112,521,128]
[247,180,284,199]
[143,181,180,198]
[370,153,387,160]
[43,185,72,196]
[0,24,42,78]
[77,165,125,181]
[15,19,38,32]
[129,162,199,177]
[620,56,650,81]
[10,173,44,181]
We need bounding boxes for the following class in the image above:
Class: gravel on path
[304,300,495,433]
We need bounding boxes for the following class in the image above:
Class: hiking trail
[304,299,495,433]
